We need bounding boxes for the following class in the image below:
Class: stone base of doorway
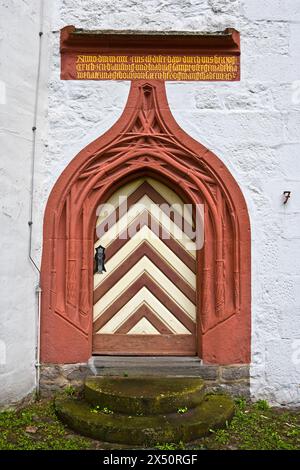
[39,358,250,399]
[55,376,234,446]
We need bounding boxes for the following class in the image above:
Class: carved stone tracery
[41,81,251,364]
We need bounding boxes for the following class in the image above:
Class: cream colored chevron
[93,257,196,320]
[94,226,196,289]
[127,318,160,335]
[96,288,191,334]
[96,179,143,225]
[93,177,197,344]
[95,195,196,254]
[148,178,193,225]
[96,177,193,226]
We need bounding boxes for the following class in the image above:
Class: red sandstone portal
[40,80,251,365]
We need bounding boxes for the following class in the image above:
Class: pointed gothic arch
[40,80,251,365]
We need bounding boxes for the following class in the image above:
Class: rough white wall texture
[1,0,300,405]
[0,0,51,404]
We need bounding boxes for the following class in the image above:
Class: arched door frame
[40,80,251,365]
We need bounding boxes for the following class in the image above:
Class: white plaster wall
[1,0,300,405]
[0,0,52,404]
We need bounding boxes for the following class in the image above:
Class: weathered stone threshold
[40,357,250,399]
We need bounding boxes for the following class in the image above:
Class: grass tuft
[1,397,300,450]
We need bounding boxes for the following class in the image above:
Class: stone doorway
[40,80,251,365]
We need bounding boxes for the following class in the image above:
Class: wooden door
[92,177,197,355]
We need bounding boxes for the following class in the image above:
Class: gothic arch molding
[40,80,251,364]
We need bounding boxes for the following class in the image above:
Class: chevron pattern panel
[93,177,197,355]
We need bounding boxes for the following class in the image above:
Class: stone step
[55,393,234,446]
[89,356,218,380]
[84,376,206,415]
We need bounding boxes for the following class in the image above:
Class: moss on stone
[84,376,206,415]
[55,393,234,446]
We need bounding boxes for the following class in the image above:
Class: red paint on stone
[60,26,241,82]
[40,80,251,364]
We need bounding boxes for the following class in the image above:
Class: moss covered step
[84,376,206,415]
[55,394,234,446]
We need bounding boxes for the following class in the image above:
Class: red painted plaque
[60,26,240,81]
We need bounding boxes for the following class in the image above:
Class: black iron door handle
[95,245,106,274]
